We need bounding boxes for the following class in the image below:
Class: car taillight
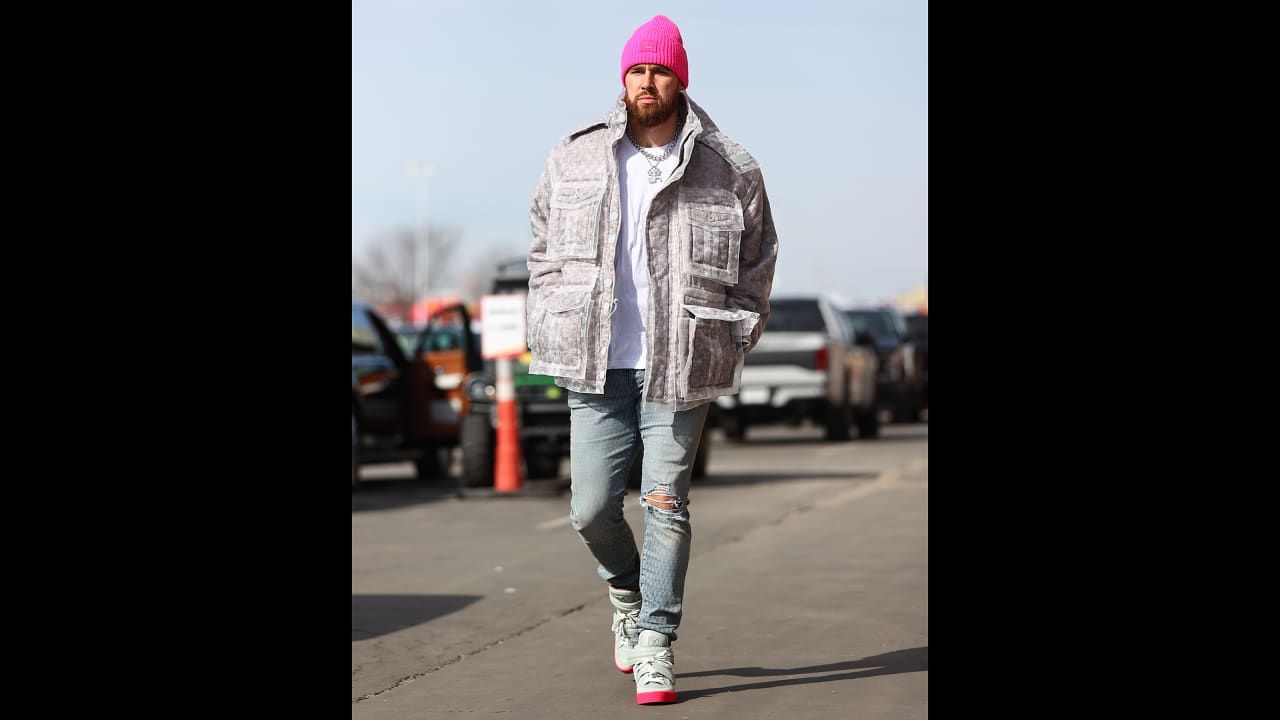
[815,346,828,371]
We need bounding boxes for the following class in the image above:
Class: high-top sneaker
[631,629,676,704]
[608,587,642,673]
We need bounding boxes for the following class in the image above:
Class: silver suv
[715,295,880,441]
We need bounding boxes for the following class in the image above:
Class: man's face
[624,64,682,127]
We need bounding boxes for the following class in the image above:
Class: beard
[625,90,680,127]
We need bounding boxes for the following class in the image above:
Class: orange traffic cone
[493,356,523,493]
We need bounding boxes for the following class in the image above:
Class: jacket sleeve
[526,146,561,348]
[727,168,778,354]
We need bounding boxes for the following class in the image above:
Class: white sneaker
[632,629,676,704]
[608,587,641,673]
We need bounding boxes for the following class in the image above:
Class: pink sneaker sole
[615,638,633,673]
[636,690,677,704]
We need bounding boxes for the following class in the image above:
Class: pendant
[647,166,661,184]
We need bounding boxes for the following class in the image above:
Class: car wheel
[892,396,920,423]
[416,446,446,480]
[460,413,495,488]
[721,414,747,442]
[824,377,852,441]
[855,405,881,438]
[525,452,562,479]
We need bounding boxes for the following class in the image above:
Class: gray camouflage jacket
[527,93,778,410]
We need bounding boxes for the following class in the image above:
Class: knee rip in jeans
[642,484,685,512]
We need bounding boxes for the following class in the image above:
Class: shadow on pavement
[678,646,928,701]
[862,431,929,442]
[715,421,927,446]
[351,480,459,513]
[720,433,927,446]
[697,471,878,487]
[352,594,482,641]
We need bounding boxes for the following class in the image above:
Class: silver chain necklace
[626,122,682,184]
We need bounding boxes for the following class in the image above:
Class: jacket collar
[597,92,709,148]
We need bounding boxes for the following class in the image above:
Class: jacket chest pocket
[684,201,744,284]
[529,286,594,379]
[547,180,605,260]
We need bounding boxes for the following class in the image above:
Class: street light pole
[406,161,436,322]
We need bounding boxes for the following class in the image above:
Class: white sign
[480,294,527,359]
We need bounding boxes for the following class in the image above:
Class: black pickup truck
[904,312,928,413]
[844,306,926,423]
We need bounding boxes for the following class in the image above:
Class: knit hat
[620,15,689,89]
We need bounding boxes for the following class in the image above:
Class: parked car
[716,294,880,441]
[351,297,480,488]
[903,312,928,412]
[843,305,925,422]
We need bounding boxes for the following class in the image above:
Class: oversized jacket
[527,93,778,411]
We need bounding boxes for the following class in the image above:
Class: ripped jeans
[567,369,710,640]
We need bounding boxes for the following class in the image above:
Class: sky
[352,0,927,306]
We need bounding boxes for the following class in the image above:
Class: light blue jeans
[567,369,710,641]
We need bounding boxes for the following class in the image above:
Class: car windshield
[492,277,528,294]
[396,325,470,354]
[394,328,423,354]
[846,310,899,340]
[766,301,825,332]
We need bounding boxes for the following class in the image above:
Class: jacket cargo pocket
[684,201,744,284]
[547,180,605,260]
[528,286,594,379]
[677,303,758,401]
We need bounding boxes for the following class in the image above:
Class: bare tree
[352,224,461,309]
[456,243,526,301]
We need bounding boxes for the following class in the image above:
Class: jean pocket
[547,180,605,260]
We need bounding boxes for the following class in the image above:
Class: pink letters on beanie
[620,15,689,89]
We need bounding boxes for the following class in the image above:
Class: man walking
[526,14,779,705]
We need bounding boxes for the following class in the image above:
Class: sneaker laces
[612,608,640,637]
[634,650,674,686]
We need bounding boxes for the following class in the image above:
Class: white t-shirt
[608,139,680,369]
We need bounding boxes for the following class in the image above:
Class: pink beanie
[620,15,689,89]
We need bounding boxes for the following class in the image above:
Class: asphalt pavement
[352,427,928,719]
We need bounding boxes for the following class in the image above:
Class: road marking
[814,458,927,509]
[535,515,573,530]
